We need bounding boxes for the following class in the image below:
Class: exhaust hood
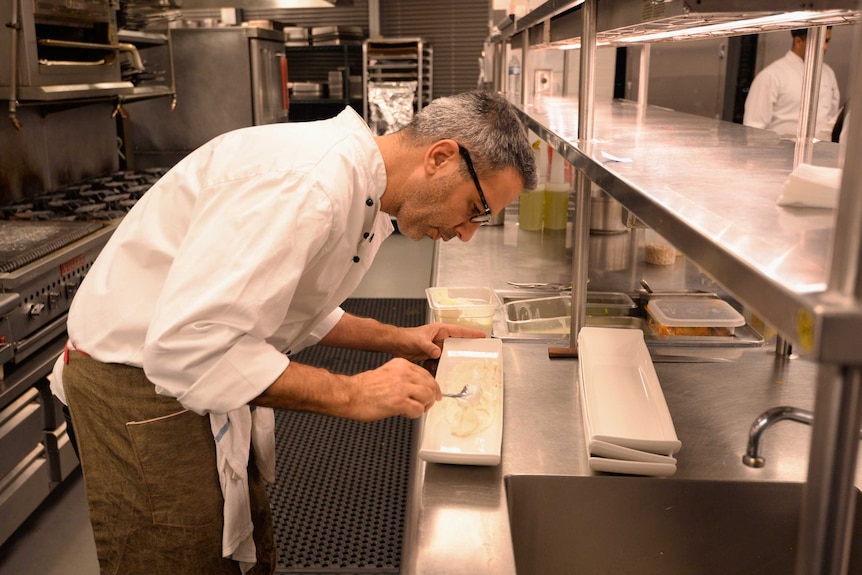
[179,0,336,7]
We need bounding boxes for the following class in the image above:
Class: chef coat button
[363,232,370,239]
[353,256,360,263]
[365,198,373,207]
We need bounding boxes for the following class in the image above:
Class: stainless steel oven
[125,27,288,168]
[1,0,129,99]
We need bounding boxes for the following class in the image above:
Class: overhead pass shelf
[515,97,858,364]
[494,0,859,45]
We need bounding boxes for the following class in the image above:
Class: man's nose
[454,221,481,242]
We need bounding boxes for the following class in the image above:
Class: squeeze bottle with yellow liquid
[544,149,570,231]
[519,139,547,231]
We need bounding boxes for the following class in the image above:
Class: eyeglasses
[458,145,492,224]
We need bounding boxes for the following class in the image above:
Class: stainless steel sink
[505,475,862,575]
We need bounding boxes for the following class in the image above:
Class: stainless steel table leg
[796,365,862,575]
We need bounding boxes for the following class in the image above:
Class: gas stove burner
[0,220,106,273]
[2,168,168,222]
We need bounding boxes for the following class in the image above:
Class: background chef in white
[51,90,537,575]
[743,27,841,140]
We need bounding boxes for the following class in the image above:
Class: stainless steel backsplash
[0,105,118,204]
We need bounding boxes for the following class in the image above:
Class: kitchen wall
[181,0,491,98]
[379,0,490,97]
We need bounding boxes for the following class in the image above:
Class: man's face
[796,29,832,58]
[395,157,523,243]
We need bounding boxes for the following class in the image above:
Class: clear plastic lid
[645,297,744,327]
[425,287,501,312]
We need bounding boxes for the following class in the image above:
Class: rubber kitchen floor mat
[267,298,426,575]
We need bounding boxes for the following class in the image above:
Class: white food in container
[425,287,501,336]
[439,359,501,437]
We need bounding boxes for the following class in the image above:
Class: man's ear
[424,140,459,175]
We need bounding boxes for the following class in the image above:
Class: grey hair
[399,90,538,191]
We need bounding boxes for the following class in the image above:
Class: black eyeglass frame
[458,145,492,224]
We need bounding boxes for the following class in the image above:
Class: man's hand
[253,358,441,421]
[348,358,442,420]
[394,322,486,362]
[320,313,485,361]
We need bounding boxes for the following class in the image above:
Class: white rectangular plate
[588,439,677,465]
[419,337,504,466]
[588,457,678,477]
[578,327,682,456]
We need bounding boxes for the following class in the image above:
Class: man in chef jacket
[743,27,841,141]
[52,90,537,574]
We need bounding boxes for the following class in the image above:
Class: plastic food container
[586,292,637,316]
[505,292,638,334]
[425,287,501,335]
[505,296,571,334]
[645,296,745,337]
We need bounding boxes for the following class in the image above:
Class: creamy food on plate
[438,359,502,437]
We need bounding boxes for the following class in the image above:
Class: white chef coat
[743,50,841,141]
[54,106,392,410]
[51,107,394,570]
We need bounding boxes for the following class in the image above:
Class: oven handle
[39,59,107,67]
[15,315,68,363]
[37,38,122,51]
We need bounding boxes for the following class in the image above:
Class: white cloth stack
[776,163,842,209]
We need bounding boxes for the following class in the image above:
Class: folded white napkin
[210,406,275,574]
[777,163,842,209]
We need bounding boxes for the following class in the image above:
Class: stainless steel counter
[401,218,862,575]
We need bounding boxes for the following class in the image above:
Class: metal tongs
[507,281,572,291]
[639,279,712,297]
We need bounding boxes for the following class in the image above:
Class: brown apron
[63,351,275,575]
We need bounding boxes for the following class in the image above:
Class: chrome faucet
[742,405,862,467]
[742,406,813,468]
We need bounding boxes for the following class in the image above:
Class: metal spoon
[442,384,481,399]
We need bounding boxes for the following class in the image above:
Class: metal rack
[362,37,432,121]
[493,1,862,573]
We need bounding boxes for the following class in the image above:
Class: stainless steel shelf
[119,85,175,103]
[117,29,169,46]
[0,82,135,101]
[515,97,857,363]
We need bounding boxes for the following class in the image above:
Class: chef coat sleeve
[289,307,345,355]
[827,68,841,119]
[141,170,337,415]
[743,71,776,130]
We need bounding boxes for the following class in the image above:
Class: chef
[51,90,537,575]
[743,27,841,140]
